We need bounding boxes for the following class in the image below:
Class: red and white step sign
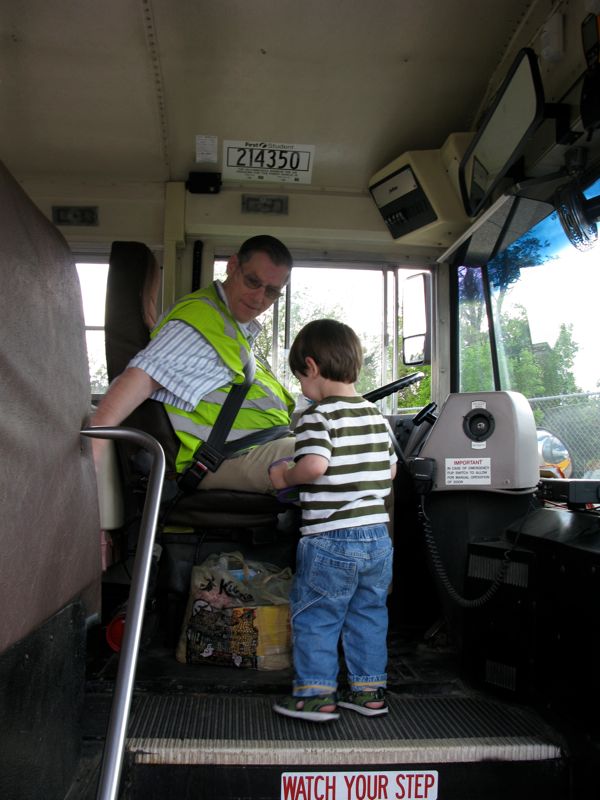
[281,770,438,800]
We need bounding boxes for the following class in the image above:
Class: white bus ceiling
[0,0,593,267]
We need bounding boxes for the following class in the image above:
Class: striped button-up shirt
[129,281,260,412]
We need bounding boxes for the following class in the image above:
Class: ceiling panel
[1,0,534,191]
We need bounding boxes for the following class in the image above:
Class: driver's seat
[104,241,289,531]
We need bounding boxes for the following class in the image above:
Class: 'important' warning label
[445,457,491,485]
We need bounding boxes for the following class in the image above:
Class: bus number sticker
[223,140,315,184]
[445,457,491,485]
[280,770,438,800]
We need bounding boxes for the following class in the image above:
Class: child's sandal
[273,694,339,722]
[338,687,388,716]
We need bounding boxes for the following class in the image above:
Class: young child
[269,319,397,722]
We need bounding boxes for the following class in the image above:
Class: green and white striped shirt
[294,395,397,535]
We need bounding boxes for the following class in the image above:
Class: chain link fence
[529,393,600,478]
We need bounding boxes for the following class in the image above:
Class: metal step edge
[123,693,565,768]
[127,737,563,766]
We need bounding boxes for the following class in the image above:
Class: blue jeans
[290,525,393,698]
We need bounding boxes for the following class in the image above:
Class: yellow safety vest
[151,282,294,474]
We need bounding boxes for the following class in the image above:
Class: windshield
[457,176,600,478]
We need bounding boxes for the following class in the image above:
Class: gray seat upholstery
[0,160,101,652]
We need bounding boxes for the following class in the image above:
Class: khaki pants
[199,436,296,494]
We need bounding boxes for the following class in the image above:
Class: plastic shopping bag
[176,551,293,670]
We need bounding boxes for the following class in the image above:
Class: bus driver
[90,235,296,494]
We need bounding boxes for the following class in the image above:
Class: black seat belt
[176,351,291,494]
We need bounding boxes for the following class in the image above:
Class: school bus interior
[3,1,600,798]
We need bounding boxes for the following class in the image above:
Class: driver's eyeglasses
[237,262,285,301]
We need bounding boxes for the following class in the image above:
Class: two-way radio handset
[408,456,436,495]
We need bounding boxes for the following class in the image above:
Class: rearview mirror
[402,272,431,365]
[459,48,545,218]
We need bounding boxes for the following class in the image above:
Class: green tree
[89,361,108,395]
[455,266,495,392]
[289,285,345,340]
[540,323,580,396]
[459,343,494,392]
[457,237,580,401]
[356,333,383,395]
[457,266,488,347]
[499,308,544,397]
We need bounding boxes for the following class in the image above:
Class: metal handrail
[81,427,165,800]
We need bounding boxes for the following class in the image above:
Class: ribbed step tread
[126,693,564,766]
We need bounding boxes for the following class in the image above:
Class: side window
[76,262,109,395]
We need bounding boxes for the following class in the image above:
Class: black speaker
[186,172,222,194]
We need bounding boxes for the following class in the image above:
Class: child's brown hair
[289,319,363,383]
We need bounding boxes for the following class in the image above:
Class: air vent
[241,195,288,215]
[485,660,518,692]
[467,554,529,588]
[52,206,98,226]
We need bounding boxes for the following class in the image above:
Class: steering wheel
[363,371,425,403]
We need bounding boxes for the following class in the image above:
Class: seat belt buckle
[194,442,226,473]
[176,442,226,493]
[177,461,207,493]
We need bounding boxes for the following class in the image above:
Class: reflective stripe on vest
[151,282,294,473]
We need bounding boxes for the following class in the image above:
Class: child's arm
[269,454,328,489]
